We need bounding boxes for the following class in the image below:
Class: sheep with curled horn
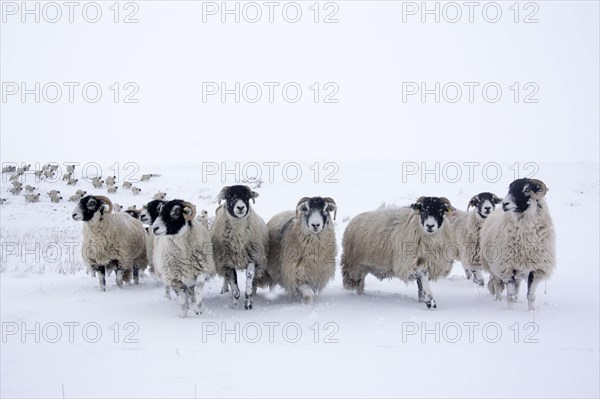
[341,196,456,309]
[257,196,338,305]
[72,195,148,291]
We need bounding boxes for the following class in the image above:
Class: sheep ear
[249,190,259,204]
[410,203,421,211]
[492,194,502,204]
[324,199,337,221]
[217,186,229,205]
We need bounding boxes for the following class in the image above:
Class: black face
[140,199,166,224]
[502,178,545,213]
[73,195,106,221]
[469,192,501,218]
[297,197,333,233]
[153,199,190,235]
[411,197,452,233]
[221,185,257,218]
[124,210,140,219]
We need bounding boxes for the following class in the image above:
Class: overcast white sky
[1,1,598,164]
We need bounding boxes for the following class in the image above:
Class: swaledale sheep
[140,174,159,182]
[341,197,456,309]
[25,185,36,193]
[63,172,72,181]
[480,178,555,310]
[113,203,124,212]
[153,191,167,201]
[140,199,168,294]
[0,198,7,205]
[9,187,22,195]
[107,186,118,194]
[122,181,132,189]
[152,200,216,317]
[47,190,61,197]
[258,197,337,304]
[131,186,141,195]
[76,189,87,197]
[105,176,116,186]
[69,194,83,202]
[11,181,22,188]
[50,195,63,203]
[211,185,269,310]
[449,192,502,286]
[72,195,148,291]
[2,165,16,173]
[67,178,78,185]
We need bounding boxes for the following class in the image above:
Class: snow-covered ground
[1,160,598,398]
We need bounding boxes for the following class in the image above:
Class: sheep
[107,186,118,194]
[62,172,72,181]
[47,190,61,197]
[131,186,141,195]
[124,207,141,219]
[197,209,209,229]
[153,191,167,201]
[24,193,41,203]
[25,185,36,193]
[11,181,22,188]
[258,196,337,305]
[113,203,123,212]
[43,169,55,179]
[34,170,43,178]
[9,173,21,181]
[105,176,116,186]
[211,185,269,310]
[122,181,132,189]
[69,194,83,202]
[50,195,63,203]
[66,164,76,174]
[341,197,456,309]
[91,178,104,189]
[152,199,216,317]
[67,178,78,185]
[75,189,87,197]
[2,165,16,173]
[449,192,502,286]
[140,200,167,285]
[480,178,555,310]
[72,195,148,291]
[140,174,158,182]
[0,198,7,205]
[9,187,22,195]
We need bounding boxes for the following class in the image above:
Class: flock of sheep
[68,176,555,317]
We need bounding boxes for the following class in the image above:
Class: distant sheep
[69,194,83,202]
[62,172,72,181]
[153,191,167,201]
[2,165,16,173]
[75,189,87,197]
[107,186,118,194]
[47,190,61,197]
[480,178,556,310]
[211,185,269,310]
[0,198,7,205]
[105,176,116,186]
[341,197,456,309]
[24,193,41,203]
[258,196,337,304]
[113,203,124,212]
[72,195,148,290]
[25,185,36,193]
[9,187,22,195]
[122,181,132,189]
[131,186,141,195]
[140,174,159,182]
[50,195,63,203]
[67,178,78,185]
[92,178,104,189]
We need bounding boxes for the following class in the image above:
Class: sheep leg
[464,268,473,280]
[506,276,517,308]
[115,269,125,288]
[194,273,208,315]
[298,283,314,305]
[416,277,425,303]
[220,278,230,294]
[527,271,543,311]
[172,284,188,318]
[164,285,172,300]
[244,263,256,310]
[472,270,485,287]
[225,268,240,308]
[97,266,106,291]
[133,267,140,285]
[416,270,436,309]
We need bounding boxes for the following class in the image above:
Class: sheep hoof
[194,304,204,315]
[426,300,436,309]
[244,300,253,310]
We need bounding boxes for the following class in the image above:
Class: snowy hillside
[1,160,598,398]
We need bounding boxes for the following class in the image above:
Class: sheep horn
[416,196,426,204]
[95,195,113,214]
[467,195,478,212]
[217,186,229,205]
[182,201,196,221]
[439,197,455,212]
[528,179,548,199]
[323,197,337,221]
[295,197,311,219]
